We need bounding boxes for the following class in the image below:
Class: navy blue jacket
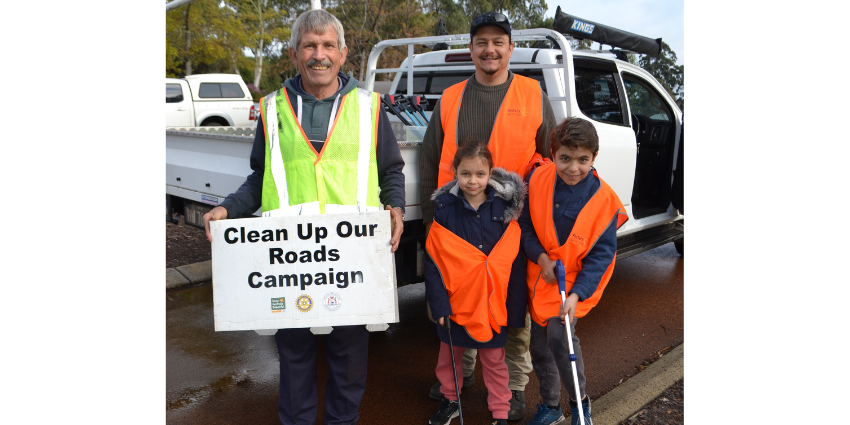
[424,168,527,349]
[518,167,618,302]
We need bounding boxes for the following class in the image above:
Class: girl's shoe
[429,398,459,425]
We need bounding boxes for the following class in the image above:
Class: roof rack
[574,48,639,62]
[365,29,574,103]
[553,7,662,56]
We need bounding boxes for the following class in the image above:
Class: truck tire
[202,120,227,127]
[674,238,683,256]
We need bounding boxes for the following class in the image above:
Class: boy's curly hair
[550,117,599,157]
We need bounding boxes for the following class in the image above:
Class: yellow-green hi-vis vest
[259,87,381,216]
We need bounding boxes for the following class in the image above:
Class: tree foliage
[166,0,238,77]
[420,0,549,34]
[165,0,691,110]
[325,0,434,82]
[638,41,683,110]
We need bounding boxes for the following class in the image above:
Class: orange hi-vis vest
[437,75,543,186]
[426,219,522,342]
[526,164,629,326]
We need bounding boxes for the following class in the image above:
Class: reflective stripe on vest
[526,164,629,326]
[437,75,543,186]
[426,219,521,342]
[259,87,380,216]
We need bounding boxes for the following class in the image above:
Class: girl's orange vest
[526,164,629,326]
[426,220,521,342]
[437,75,543,186]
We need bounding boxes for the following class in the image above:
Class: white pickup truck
[166,27,683,286]
[166,73,257,127]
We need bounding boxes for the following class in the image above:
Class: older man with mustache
[419,11,557,423]
[203,9,405,425]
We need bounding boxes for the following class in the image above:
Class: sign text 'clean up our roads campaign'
[210,211,399,332]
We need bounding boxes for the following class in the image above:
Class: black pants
[275,325,370,425]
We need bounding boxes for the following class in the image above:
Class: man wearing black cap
[419,10,557,424]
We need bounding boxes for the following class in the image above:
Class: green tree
[166,0,246,77]
[638,41,683,109]
[326,0,434,81]
[422,0,467,34]
[225,0,294,87]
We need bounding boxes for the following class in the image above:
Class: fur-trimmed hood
[430,167,526,222]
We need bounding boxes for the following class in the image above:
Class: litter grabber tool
[555,259,586,425]
[395,94,425,126]
[394,95,424,126]
[381,94,412,125]
[444,317,464,425]
[412,95,430,123]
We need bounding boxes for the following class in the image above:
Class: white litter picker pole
[311,0,321,10]
[556,260,586,425]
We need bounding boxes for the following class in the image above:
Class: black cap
[470,12,511,38]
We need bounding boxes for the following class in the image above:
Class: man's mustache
[306,59,334,67]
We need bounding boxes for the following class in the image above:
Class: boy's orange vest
[526,164,629,326]
[426,220,522,342]
[437,75,543,186]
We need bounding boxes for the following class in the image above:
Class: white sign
[210,211,399,332]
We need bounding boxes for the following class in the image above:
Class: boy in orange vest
[424,140,528,425]
[519,118,628,425]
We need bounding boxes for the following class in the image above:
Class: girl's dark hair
[550,117,599,156]
[451,139,493,170]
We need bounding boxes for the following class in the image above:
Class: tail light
[249,104,257,120]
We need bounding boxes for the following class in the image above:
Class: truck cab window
[622,79,670,123]
[166,84,184,103]
[220,83,245,98]
[199,83,222,98]
[573,67,624,126]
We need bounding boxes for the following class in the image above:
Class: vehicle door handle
[176,107,186,111]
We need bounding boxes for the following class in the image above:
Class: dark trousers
[529,318,586,406]
[274,325,370,425]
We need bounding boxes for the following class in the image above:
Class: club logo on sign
[323,292,342,311]
[295,295,314,312]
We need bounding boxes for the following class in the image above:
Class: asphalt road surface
[166,242,683,425]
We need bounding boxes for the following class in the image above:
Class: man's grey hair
[289,9,346,52]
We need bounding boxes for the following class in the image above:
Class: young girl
[424,140,528,425]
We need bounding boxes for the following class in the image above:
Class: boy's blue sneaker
[568,397,592,425]
[528,404,565,425]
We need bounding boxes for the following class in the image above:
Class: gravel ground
[166,216,211,269]
[166,218,683,424]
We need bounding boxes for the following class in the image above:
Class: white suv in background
[165,74,256,127]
